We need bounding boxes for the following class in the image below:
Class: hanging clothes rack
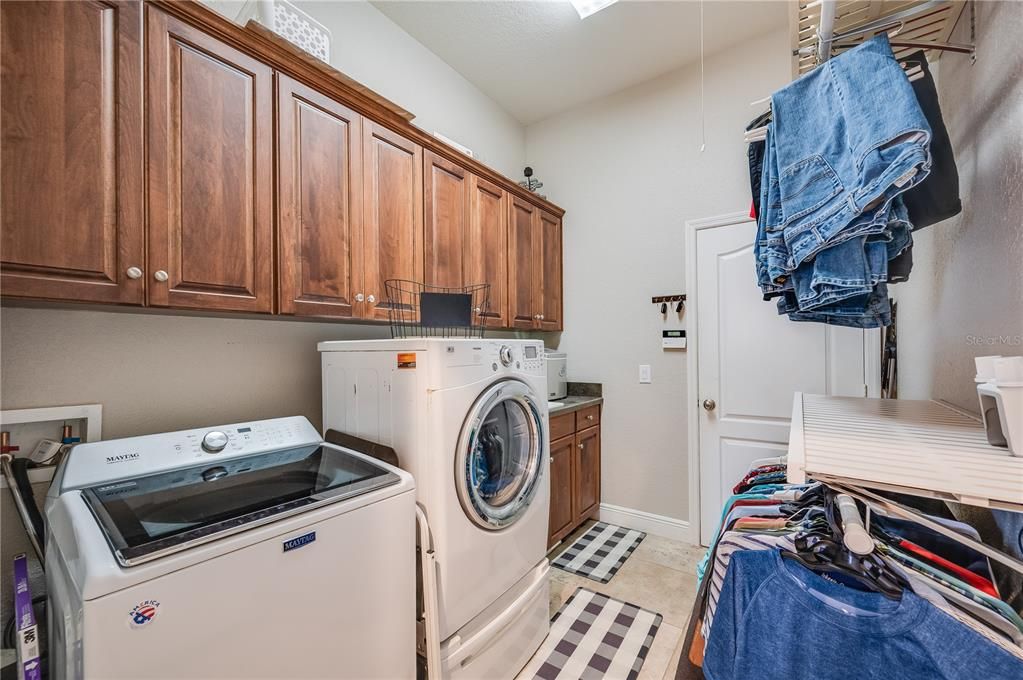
[793,0,974,75]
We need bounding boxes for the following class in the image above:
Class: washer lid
[82,443,400,566]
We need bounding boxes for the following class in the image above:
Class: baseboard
[598,503,694,544]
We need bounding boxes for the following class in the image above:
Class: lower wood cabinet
[548,405,602,548]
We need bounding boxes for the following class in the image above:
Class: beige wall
[524,29,791,522]
[202,0,527,178]
[895,0,1023,410]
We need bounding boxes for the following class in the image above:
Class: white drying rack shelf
[787,393,1023,512]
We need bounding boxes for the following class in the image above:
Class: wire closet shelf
[384,280,491,339]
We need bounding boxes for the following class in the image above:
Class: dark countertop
[547,395,603,415]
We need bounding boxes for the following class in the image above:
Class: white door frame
[683,212,881,546]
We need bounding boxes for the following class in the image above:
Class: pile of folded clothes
[749,34,960,328]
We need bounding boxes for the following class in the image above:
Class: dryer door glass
[457,379,544,529]
[82,445,401,566]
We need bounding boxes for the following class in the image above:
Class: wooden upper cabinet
[508,196,538,329]
[538,210,563,331]
[423,150,469,290]
[277,75,362,318]
[467,176,509,328]
[146,7,273,312]
[361,122,423,321]
[1,0,144,305]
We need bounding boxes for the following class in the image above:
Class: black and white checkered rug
[552,522,646,583]
[530,588,662,680]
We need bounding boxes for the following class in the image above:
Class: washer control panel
[58,416,322,492]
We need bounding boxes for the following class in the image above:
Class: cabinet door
[548,435,576,547]
[537,210,563,331]
[575,425,601,523]
[147,8,273,312]
[508,196,538,329]
[1,0,144,304]
[361,122,423,321]
[277,75,362,318]
[424,150,469,289]
[467,176,509,328]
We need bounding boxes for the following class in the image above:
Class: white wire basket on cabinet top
[238,0,331,64]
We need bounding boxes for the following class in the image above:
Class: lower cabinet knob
[539,314,545,320]
[154,270,169,282]
[578,443,584,450]
[126,266,143,280]
[367,294,376,304]
[355,293,365,303]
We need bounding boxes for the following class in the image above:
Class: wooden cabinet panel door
[277,75,362,318]
[576,425,601,522]
[361,122,422,321]
[424,151,469,289]
[508,196,538,329]
[538,210,563,331]
[147,8,273,312]
[467,175,508,328]
[548,435,576,547]
[1,0,144,304]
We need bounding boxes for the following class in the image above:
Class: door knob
[154,270,169,282]
[702,399,716,411]
[355,293,365,303]
[126,266,143,280]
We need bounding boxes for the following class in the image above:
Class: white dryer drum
[455,379,545,529]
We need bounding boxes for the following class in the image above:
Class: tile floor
[516,520,705,680]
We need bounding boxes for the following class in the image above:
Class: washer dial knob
[499,345,513,367]
[201,431,229,453]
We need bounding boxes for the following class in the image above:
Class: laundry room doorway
[684,212,881,546]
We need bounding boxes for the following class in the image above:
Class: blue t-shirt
[704,549,1023,680]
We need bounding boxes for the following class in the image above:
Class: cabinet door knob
[126,266,143,280]
[578,443,584,450]
[474,306,481,314]
[355,293,365,303]
[586,414,594,421]
[703,398,717,411]
[533,314,540,320]
[154,270,169,282]
[539,314,545,320]
[367,294,376,304]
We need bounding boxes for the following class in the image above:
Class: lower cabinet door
[576,425,601,522]
[548,435,576,547]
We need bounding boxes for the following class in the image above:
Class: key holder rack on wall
[652,294,686,314]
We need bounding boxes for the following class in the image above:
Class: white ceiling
[371,1,788,125]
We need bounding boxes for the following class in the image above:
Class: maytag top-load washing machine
[319,338,550,679]
[45,416,416,679]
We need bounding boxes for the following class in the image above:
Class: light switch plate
[639,364,652,384]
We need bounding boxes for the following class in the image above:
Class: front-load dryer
[44,416,416,679]
[319,338,550,677]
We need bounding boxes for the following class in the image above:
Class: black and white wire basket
[384,280,491,339]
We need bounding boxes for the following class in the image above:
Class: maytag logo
[106,452,140,464]
[283,531,316,553]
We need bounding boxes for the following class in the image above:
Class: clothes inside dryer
[472,401,532,507]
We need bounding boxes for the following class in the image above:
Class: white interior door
[692,215,877,545]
